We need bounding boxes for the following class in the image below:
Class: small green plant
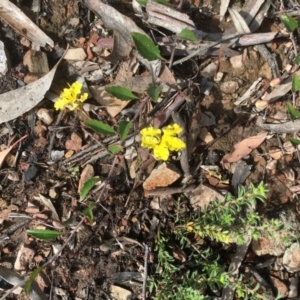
[150,183,290,299]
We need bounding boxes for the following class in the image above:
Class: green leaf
[109,145,122,154]
[24,266,45,296]
[288,136,300,148]
[137,0,167,4]
[85,120,115,135]
[105,86,138,101]
[287,103,300,120]
[131,32,162,61]
[147,85,163,102]
[296,53,300,65]
[83,201,95,222]
[26,229,63,240]
[118,120,132,140]
[80,177,100,201]
[292,74,300,92]
[280,15,298,32]
[177,28,197,42]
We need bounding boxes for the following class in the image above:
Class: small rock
[65,132,82,152]
[14,244,35,270]
[50,150,65,162]
[289,277,298,298]
[220,81,239,94]
[214,72,223,82]
[269,276,288,298]
[24,165,39,181]
[34,124,47,137]
[283,243,300,273]
[200,62,216,78]
[186,184,224,210]
[20,37,31,47]
[143,163,181,191]
[251,232,286,257]
[0,41,8,76]
[23,50,49,84]
[36,108,53,125]
[229,54,244,69]
[49,188,58,199]
[64,48,87,60]
[110,285,132,300]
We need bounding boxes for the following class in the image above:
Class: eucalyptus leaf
[280,14,298,32]
[287,103,300,121]
[24,266,45,296]
[137,0,167,4]
[177,28,197,42]
[292,74,300,92]
[106,86,138,101]
[26,229,63,240]
[109,145,122,154]
[288,136,300,148]
[118,120,132,140]
[131,32,162,61]
[147,85,163,102]
[83,202,95,222]
[85,120,115,135]
[80,177,100,201]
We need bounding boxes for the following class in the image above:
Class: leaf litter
[1,0,300,299]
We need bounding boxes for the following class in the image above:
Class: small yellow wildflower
[140,123,186,161]
[163,123,183,136]
[140,127,161,149]
[54,81,88,111]
[153,142,169,161]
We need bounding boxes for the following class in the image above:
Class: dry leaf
[78,164,94,193]
[221,132,267,168]
[0,135,28,169]
[220,0,230,21]
[65,132,82,152]
[0,47,68,124]
[0,0,53,47]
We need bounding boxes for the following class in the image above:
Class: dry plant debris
[1,0,300,299]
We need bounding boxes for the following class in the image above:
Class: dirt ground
[0,0,300,299]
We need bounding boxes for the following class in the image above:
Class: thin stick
[142,244,149,300]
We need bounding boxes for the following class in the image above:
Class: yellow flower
[54,81,88,111]
[140,123,186,161]
[140,127,161,149]
[153,143,169,161]
[162,135,186,152]
[163,123,183,136]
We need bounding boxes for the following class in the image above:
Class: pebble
[143,162,181,191]
[283,243,300,273]
[24,165,39,181]
[220,81,239,94]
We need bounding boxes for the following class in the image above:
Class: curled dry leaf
[0,47,68,124]
[0,135,28,169]
[221,132,268,169]
[0,0,53,47]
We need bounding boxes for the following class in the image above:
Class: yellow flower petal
[140,127,161,149]
[163,123,183,136]
[153,144,169,161]
[54,98,68,110]
[162,135,186,151]
[79,93,88,102]
[54,81,87,111]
